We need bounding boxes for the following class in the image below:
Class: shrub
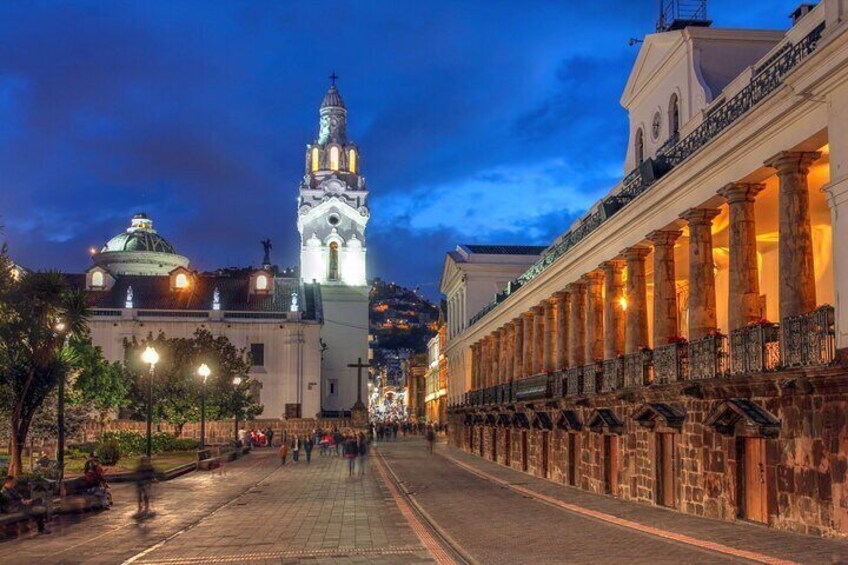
[100,430,198,456]
[98,438,121,466]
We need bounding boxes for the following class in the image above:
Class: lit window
[311,147,319,172]
[328,242,339,281]
[256,274,268,291]
[348,149,357,173]
[175,273,189,288]
[329,146,340,171]
[91,271,104,287]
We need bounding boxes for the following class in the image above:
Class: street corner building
[63,82,370,421]
[443,2,848,537]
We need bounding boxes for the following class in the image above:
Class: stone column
[470,343,477,390]
[681,208,720,340]
[554,291,570,370]
[719,183,765,330]
[765,151,821,320]
[522,312,534,378]
[512,317,523,379]
[500,327,509,384]
[543,299,555,372]
[567,282,586,367]
[648,229,682,346]
[623,246,651,353]
[583,271,605,363]
[532,305,545,375]
[601,260,626,359]
[492,333,501,387]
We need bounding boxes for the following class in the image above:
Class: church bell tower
[297,77,369,286]
[297,76,370,415]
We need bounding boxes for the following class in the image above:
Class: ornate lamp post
[141,346,160,458]
[54,320,67,479]
[232,376,243,444]
[197,364,211,451]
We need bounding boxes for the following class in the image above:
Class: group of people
[238,427,275,448]
[278,428,369,476]
[371,420,447,442]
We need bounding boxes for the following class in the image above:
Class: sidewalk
[440,443,848,564]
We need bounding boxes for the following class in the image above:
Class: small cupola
[169,266,194,292]
[86,266,114,291]
[250,269,274,295]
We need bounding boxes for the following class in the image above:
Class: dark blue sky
[0,1,793,298]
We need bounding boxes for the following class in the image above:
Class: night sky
[0,1,794,299]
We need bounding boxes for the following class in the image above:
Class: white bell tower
[297,76,369,286]
[297,76,370,415]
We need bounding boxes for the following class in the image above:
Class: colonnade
[469,151,824,390]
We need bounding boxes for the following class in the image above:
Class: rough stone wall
[448,368,848,537]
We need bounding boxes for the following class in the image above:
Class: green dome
[101,213,178,254]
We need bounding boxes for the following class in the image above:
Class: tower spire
[329,71,338,87]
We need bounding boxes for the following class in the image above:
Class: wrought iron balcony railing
[654,341,689,384]
[565,367,584,397]
[688,333,728,380]
[624,349,653,388]
[601,358,624,392]
[581,362,604,395]
[515,374,553,402]
[729,322,780,375]
[782,305,836,368]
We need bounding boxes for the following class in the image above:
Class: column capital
[680,207,720,225]
[600,259,625,272]
[512,316,524,326]
[718,182,765,204]
[565,281,586,294]
[765,150,821,175]
[581,269,604,284]
[621,245,651,260]
[646,229,683,247]
[522,310,535,320]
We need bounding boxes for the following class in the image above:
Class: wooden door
[541,431,550,478]
[604,435,619,496]
[491,428,498,462]
[656,433,675,508]
[743,437,768,523]
[568,433,577,486]
[504,430,511,466]
[521,431,529,471]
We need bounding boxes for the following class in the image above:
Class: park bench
[58,477,108,513]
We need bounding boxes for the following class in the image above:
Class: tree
[70,341,128,433]
[0,257,90,476]
[123,329,262,435]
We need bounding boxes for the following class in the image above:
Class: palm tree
[0,270,90,477]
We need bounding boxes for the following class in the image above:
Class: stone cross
[347,357,370,405]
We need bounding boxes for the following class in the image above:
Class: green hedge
[100,431,199,457]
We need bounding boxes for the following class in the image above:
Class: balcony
[565,367,583,397]
[514,374,553,402]
[581,362,604,395]
[601,358,624,392]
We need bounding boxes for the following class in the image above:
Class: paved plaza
[3,439,848,564]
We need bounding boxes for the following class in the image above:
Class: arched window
[91,271,104,288]
[328,242,339,281]
[329,146,340,171]
[635,128,644,165]
[348,149,357,173]
[311,147,320,172]
[256,274,268,291]
[668,93,680,139]
[175,273,189,289]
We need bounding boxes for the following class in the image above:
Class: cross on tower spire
[329,71,339,87]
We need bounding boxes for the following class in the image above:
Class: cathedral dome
[321,85,345,109]
[93,213,190,276]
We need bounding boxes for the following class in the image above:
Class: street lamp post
[197,364,211,451]
[141,346,160,458]
[54,321,67,480]
[232,376,243,444]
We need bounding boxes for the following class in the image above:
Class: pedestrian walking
[334,430,344,456]
[357,434,368,476]
[133,456,156,519]
[343,434,358,477]
[279,443,289,465]
[265,427,274,447]
[426,425,436,455]
[304,436,314,463]
[292,435,301,463]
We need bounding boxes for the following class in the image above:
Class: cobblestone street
[4,439,848,564]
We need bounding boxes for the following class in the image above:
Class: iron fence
[654,341,689,384]
[688,333,728,380]
[782,305,836,367]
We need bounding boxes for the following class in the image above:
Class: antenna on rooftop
[657,0,711,32]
